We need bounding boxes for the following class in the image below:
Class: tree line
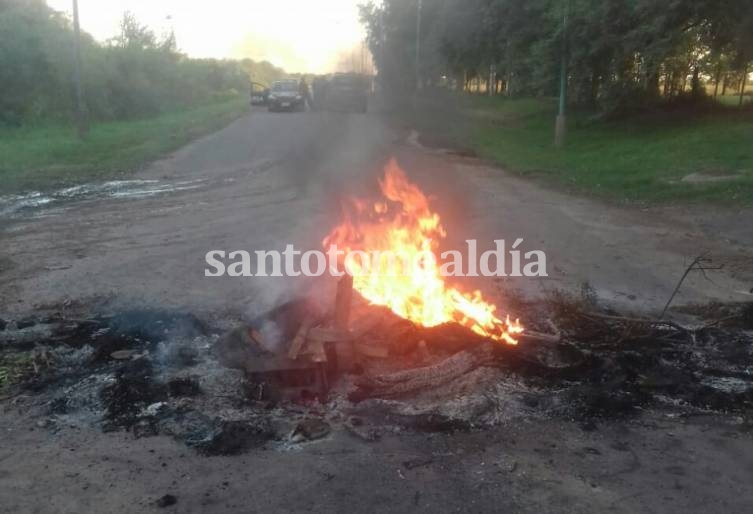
[360,0,753,113]
[0,0,285,126]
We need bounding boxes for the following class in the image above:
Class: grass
[0,97,249,194]
[0,352,33,395]
[411,94,753,205]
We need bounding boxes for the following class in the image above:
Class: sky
[47,0,368,73]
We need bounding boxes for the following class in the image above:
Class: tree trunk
[722,74,728,95]
[691,65,701,97]
[669,71,679,97]
[590,72,600,106]
[646,71,659,100]
[713,63,722,99]
[740,64,749,107]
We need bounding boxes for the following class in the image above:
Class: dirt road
[2,109,753,513]
[2,408,752,513]
[1,109,751,317]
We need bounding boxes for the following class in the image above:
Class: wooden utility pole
[72,0,88,138]
[415,0,422,91]
[740,64,749,107]
[554,0,569,148]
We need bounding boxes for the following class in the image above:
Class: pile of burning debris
[2,162,752,452]
[1,286,752,455]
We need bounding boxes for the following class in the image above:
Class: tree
[360,0,753,113]
[110,11,157,50]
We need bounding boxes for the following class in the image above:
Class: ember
[323,159,523,344]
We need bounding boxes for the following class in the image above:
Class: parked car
[268,79,305,112]
[250,87,269,106]
[325,73,368,113]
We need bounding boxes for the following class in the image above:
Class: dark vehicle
[250,87,269,106]
[325,73,368,113]
[268,79,305,112]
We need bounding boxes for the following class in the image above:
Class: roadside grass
[0,352,33,395]
[412,94,753,205]
[0,97,249,194]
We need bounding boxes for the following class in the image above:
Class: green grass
[0,352,33,394]
[0,97,249,193]
[413,94,753,205]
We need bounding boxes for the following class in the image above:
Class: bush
[0,1,283,126]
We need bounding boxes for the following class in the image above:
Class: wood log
[350,344,496,401]
[249,328,267,347]
[333,274,356,370]
[287,315,316,360]
[335,274,354,329]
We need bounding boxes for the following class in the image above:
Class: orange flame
[323,159,523,345]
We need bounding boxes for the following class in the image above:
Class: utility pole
[740,64,749,107]
[361,41,365,75]
[415,0,422,92]
[554,0,569,148]
[72,0,88,138]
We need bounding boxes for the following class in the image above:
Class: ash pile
[2,284,753,455]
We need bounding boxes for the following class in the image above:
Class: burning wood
[287,314,316,360]
[332,274,357,370]
[350,344,497,402]
[322,159,524,345]
[334,274,354,329]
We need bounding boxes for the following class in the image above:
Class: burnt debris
[1,296,752,453]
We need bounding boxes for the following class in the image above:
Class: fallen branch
[660,255,723,319]
[519,330,561,344]
[581,312,690,334]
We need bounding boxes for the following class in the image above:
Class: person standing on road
[299,77,313,111]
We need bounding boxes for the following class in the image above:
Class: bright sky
[47,0,367,73]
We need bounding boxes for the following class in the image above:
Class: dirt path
[2,109,753,513]
[2,402,751,513]
[1,109,751,318]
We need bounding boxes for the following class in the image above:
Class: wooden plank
[335,274,354,329]
[334,274,356,371]
[287,315,316,360]
[249,328,266,348]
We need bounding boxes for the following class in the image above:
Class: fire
[323,159,523,345]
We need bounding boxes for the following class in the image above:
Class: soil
[1,297,752,513]
[2,108,753,512]
[1,110,751,320]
